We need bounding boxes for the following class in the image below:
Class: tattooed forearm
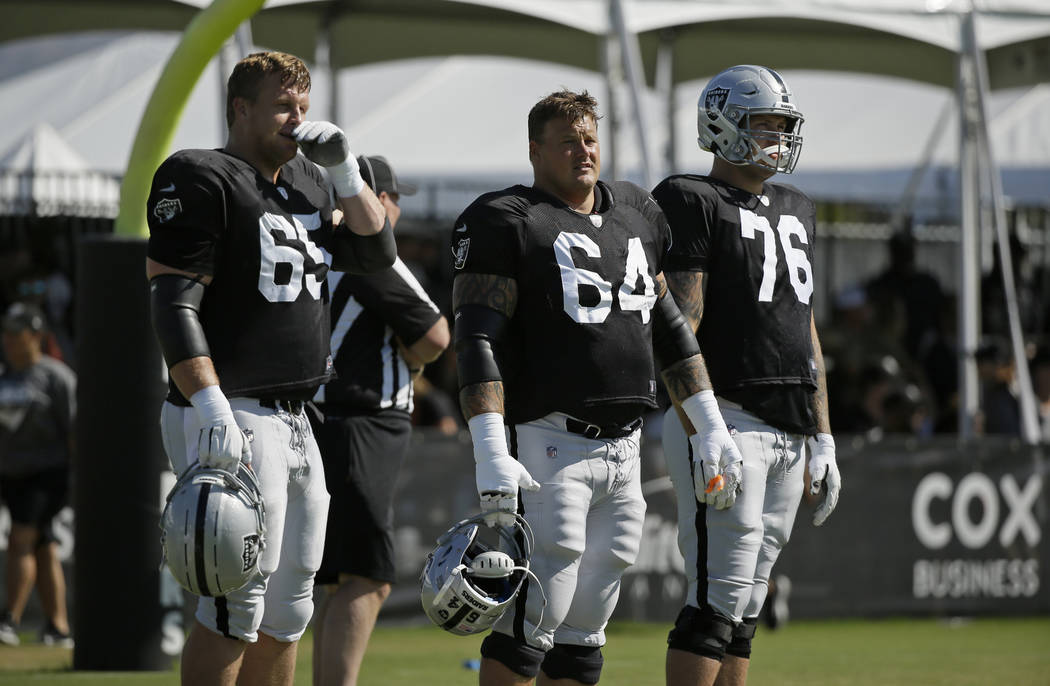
[810,316,831,434]
[459,381,505,420]
[665,271,704,333]
[452,273,518,316]
[661,354,713,401]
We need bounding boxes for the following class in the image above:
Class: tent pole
[609,0,652,188]
[315,21,337,125]
[967,11,1041,444]
[957,13,981,443]
[656,28,676,179]
[601,30,620,181]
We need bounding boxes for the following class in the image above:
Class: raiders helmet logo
[453,237,471,270]
[242,534,260,572]
[153,197,182,224]
[705,87,730,116]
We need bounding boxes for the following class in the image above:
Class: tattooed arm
[452,271,538,522]
[809,313,832,434]
[660,270,715,433]
[658,268,744,509]
[452,272,518,420]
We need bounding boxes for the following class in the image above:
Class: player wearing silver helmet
[653,65,841,686]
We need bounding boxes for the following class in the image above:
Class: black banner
[382,431,1048,622]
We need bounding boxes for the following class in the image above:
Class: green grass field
[1,617,1048,685]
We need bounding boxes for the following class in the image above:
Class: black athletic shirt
[317,258,442,415]
[452,181,670,427]
[654,174,818,434]
[147,149,336,405]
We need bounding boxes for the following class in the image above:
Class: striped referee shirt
[315,257,442,415]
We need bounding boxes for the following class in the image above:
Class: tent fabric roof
[0,123,121,217]
[4,1,1048,87]
[2,32,1046,207]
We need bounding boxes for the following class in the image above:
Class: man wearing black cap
[311,156,450,686]
[0,303,76,648]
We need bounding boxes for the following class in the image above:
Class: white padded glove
[190,386,251,473]
[292,121,365,198]
[468,413,540,527]
[807,433,841,526]
[682,391,743,510]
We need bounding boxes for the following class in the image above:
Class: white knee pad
[259,583,315,642]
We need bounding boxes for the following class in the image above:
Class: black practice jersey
[147,149,336,405]
[654,175,818,432]
[317,258,442,415]
[452,181,670,426]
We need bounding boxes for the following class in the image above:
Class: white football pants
[492,412,647,652]
[160,398,329,642]
[663,400,805,623]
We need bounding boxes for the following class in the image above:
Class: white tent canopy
[0,122,120,217]
[1,31,1045,204]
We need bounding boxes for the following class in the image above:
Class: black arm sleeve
[453,304,509,388]
[651,293,700,368]
[329,218,397,274]
[150,274,211,368]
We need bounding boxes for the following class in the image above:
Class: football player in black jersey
[146,52,395,686]
[451,90,743,686]
[311,156,450,686]
[653,65,842,686]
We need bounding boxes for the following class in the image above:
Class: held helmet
[161,462,266,597]
[697,65,804,173]
[420,513,540,636]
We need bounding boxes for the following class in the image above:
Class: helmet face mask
[161,462,267,597]
[420,513,536,636]
[698,65,804,174]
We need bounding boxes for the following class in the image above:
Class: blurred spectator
[832,355,899,438]
[975,338,1021,436]
[1032,346,1050,442]
[865,230,946,360]
[0,303,76,647]
[915,295,959,434]
[411,370,461,436]
[982,233,1044,339]
[882,384,933,437]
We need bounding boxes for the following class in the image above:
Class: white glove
[807,433,841,526]
[681,391,743,510]
[189,386,251,473]
[292,121,365,198]
[468,413,540,527]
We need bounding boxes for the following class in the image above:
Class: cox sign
[911,472,1042,550]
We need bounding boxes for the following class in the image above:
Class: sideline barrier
[381,431,1048,622]
[4,430,1042,654]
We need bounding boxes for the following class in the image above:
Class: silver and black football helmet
[420,513,541,636]
[698,64,804,173]
[161,462,266,597]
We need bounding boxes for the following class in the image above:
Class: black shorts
[0,467,69,544]
[315,410,412,585]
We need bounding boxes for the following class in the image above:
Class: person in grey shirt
[0,302,76,647]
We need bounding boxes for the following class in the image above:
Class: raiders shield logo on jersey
[453,237,471,270]
[153,197,183,224]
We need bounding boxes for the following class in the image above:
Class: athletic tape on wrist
[330,157,365,198]
[468,412,509,465]
[680,390,726,434]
